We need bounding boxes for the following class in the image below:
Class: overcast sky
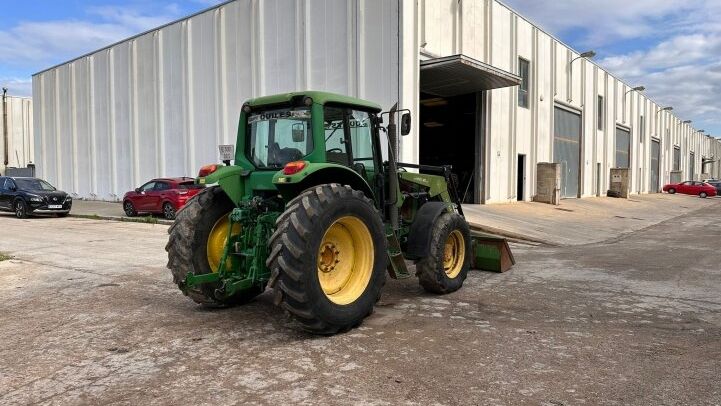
[1,0,719,136]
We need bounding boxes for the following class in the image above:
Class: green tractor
[166,91,510,334]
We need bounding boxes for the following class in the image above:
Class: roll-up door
[553,107,581,198]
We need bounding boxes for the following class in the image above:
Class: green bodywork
[183,91,458,297]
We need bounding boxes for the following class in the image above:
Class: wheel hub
[318,243,341,273]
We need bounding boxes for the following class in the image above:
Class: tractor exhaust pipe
[387,103,400,230]
[2,87,8,167]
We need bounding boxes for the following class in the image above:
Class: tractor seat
[352,163,368,179]
[278,148,303,164]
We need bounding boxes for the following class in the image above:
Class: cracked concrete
[0,199,720,405]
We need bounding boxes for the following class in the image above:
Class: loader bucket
[469,230,515,273]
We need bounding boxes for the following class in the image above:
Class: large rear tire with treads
[268,184,387,334]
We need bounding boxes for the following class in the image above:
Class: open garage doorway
[419,92,478,203]
[419,54,521,204]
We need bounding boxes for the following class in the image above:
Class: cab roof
[244,91,382,112]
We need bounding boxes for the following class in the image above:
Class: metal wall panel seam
[214,8,225,150]
[530,26,538,198]
[185,20,196,174]
[180,21,190,181]
[255,0,265,97]
[295,0,307,91]
[356,0,364,100]
[54,70,62,189]
[591,65,598,195]
[131,40,140,190]
[302,0,311,89]
[157,31,167,177]
[89,57,98,195]
[109,49,118,196]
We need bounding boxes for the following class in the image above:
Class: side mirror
[400,112,412,136]
[292,123,305,143]
[135,188,141,193]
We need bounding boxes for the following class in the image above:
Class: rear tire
[700,192,708,198]
[268,184,387,334]
[123,200,137,217]
[166,186,263,307]
[415,212,471,294]
[668,188,676,194]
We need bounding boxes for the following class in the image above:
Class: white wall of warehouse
[0,96,34,175]
[416,0,721,202]
[33,0,399,200]
[32,0,721,201]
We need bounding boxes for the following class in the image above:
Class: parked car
[123,177,203,220]
[663,181,717,198]
[706,180,721,196]
[0,176,72,218]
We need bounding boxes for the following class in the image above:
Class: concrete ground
[464,193,719,245]
[1,200,720,405]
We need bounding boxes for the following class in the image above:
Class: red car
[123,178,204,219]
[663,181,717,198]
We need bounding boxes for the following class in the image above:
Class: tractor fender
[199,165,248,204]
[404,201,451,260]
[273,163,375,201]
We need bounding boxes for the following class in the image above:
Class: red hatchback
[123,178,204,219]
[663,181,717,198]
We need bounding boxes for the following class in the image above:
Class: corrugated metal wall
[33,0,399,200]
[418,0,721,203]
[0,96,33,174]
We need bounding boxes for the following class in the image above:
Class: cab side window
[348,110,376,182]
[324,106,348,166]
[4,179,15,190]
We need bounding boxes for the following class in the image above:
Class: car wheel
[14,200,28,219]
[123,201,137,217]
[700,192,708,198]
[668,188,676,194]
[163,202,176,220]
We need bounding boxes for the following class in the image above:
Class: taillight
[199,164,218,177]
[283,161,307,175]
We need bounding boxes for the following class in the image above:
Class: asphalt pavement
[0,199,720,404]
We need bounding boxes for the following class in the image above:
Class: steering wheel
[327,148,344,154]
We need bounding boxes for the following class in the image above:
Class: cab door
[134,181,157,211]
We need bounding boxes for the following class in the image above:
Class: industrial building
[32,0,721,202]
[0,93,34,176]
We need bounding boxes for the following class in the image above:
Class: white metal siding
[0,95,33,173]
[417,0,721,203]
[33,0,399,200]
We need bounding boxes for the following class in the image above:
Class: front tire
[700,192,708,198]
[268,184,387,334]
[163,202,176,220]
[415,212,471,294]
[123,200,137,217]
[14,200,28,219]
[166,186,263,306]
[668,188,676,194]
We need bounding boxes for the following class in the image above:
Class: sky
[1,0,719,136]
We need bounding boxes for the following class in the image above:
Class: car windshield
[247,107,313,168]
[15,178,56,191]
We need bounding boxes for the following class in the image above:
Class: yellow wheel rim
[207,213,241,272]
[317,216,374,305]
[443,230,465,279]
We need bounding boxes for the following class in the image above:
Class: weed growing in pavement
[0,253,12,262]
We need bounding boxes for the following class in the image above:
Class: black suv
[0,177,72,218]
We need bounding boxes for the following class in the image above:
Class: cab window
[140,182,156,192]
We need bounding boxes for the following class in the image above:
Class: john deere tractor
[167,91,510,334]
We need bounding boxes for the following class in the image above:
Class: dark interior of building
[418,92,477,203]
